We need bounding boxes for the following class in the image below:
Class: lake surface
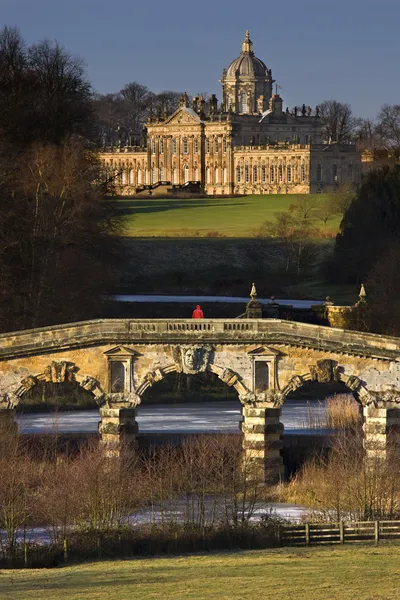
[16,399,328,435]
[112,294,323,309]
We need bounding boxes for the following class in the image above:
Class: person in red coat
[192,304,204,319]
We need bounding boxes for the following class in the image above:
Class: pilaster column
[241,405,284,484]
[363,405,388,460]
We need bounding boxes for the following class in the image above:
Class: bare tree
[375,104,400,154]
[318,100,357,143]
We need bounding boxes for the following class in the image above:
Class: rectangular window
[194,138,199,154]
[261,165,266,182]
[245,165,249,183]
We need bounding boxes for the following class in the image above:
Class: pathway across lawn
[2,545,400,600]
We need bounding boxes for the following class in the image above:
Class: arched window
[287,165,292,183]
[333,164,338,182]
[160,139,164,154]
[301,164,306,182]
[270,166,275,183]
[137,169,142,185]
[253,166,258,183]
[111,361,125,393]
[236,166,241,183]
[245,164,249,183]
[205,138,210,153]
[194,167,199,181]
[227,94,233,110]
[121,169,127,185]
[261,165,266,182]
[129,168,134,184]
[151,168,156,184]
[184,163,189,183]
[194,138,199,154]
[173,167,178,184]
[278,165,283,182]
[317,164,322,182]
[223,167,228,184]
[183,137,188,154]
[239,92,248,113]
[206,167,211,183]
[214,138,219,153]
[160,167,164,182]
[151,139,156,154]
[214,168,219,184]
[172,138,177,154]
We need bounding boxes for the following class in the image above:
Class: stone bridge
[1,318,400,481]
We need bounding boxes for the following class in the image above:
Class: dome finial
[242,30,253,54]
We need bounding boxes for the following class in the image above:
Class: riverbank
[113,237,355,303]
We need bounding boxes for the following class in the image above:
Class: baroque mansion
[100,32,361,196]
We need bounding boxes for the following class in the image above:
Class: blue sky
[1,0,399,119]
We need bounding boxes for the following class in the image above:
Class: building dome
[221,31,274,115]
[226,32,268,78]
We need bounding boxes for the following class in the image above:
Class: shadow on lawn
[113,199,247,216]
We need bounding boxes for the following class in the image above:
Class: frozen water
[112,294,322,309]
[16,399,328,435]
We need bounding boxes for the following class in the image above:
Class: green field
[3,545,400,599]
[113,194,341,237]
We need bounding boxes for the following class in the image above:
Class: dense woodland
[1,25,400,334]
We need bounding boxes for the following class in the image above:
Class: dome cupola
[221,31,274,115]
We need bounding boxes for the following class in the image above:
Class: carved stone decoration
[374,390,400,406]
[219,368,239,387]
[20,375,38,392]
[239,392,258,406]
[284,375,304,395]
[104,392,141,408]
[346,375,362,392]
[145,369,164,387]
[43,361,77,384]
[79,376,99,392]
[310,360,339,384]
[172,346,183,373]
[179,345,213,375]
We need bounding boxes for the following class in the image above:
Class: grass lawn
[3,545,400,599]
[113,194,341,237]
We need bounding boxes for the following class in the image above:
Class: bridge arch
[280,360,375,407]
[136,363,250,401]
[2,360,105,409]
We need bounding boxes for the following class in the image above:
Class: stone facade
[100,32,361,196]
[1,318,400,482]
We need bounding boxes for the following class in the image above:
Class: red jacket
[192,305,204,319]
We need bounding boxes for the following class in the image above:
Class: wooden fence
[280,520,400,546]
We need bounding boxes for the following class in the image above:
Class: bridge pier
[99,407,138,450]
[363,406,389,460]
[242,406,284,484]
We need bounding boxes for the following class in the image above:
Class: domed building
[101,32,361,196]
[221,31,274,115]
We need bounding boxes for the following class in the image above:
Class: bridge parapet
[0,318,400,361]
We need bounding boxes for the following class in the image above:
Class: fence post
[63,537,68,563]
[24,541,28,568]
[375,521,380,546]
[305,523,310,546]
[277,524,282,547]
[339,521,344,544]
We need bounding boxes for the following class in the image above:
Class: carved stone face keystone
[180,345,213,374]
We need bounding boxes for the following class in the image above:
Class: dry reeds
[303,394,361,431]
[325,394,362,430]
